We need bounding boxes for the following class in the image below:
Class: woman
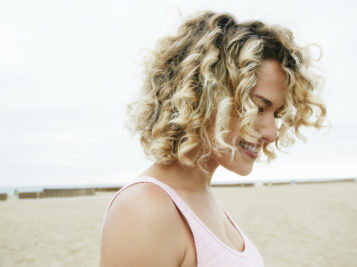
[100,11,326,267]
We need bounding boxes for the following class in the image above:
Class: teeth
[239,141,258,153]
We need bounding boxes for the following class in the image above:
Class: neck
[141,160,218,193]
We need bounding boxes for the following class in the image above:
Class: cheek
[231,119,240,131]
[228,119,241,142]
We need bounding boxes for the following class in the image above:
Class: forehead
[251,60,286,107]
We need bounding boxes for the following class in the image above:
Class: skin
[100,59,286,267]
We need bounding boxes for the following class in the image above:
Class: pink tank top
[106,176,265,267]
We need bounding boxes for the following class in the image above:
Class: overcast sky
[1,0,356,187]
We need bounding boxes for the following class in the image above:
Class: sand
[0,181,356,267]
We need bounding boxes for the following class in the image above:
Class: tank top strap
[106,176,197,220]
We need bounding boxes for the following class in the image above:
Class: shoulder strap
[106,176,195,217]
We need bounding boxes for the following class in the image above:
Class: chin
[226,162,254,176]
[214,151,255,177]
[234,167,253,176]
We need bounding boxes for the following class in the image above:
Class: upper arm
[100,183,187,267]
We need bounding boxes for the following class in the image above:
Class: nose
[258,114,278,144]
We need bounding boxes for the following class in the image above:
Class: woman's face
[212,59,286,176]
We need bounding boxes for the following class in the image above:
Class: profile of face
[211,59,286,176]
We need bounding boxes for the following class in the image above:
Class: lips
[239,140,260,159]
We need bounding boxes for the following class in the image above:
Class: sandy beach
[0,181,356,267]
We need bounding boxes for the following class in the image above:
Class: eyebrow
[252,94,273,107]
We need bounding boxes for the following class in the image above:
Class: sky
[1,0,356,188]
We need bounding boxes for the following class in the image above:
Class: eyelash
[258,106,281,119]
[258,106,264,113]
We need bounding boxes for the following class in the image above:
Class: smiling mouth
[239,140,260,158]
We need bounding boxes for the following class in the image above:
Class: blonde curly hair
[128,11,326,172]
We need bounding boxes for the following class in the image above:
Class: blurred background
[1,0,356,190]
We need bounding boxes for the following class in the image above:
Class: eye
[274,111,281,118]
[258,106,264,113]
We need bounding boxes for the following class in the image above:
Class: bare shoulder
[100,183,188,267]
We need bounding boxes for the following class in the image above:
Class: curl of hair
[128,11,326,172]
